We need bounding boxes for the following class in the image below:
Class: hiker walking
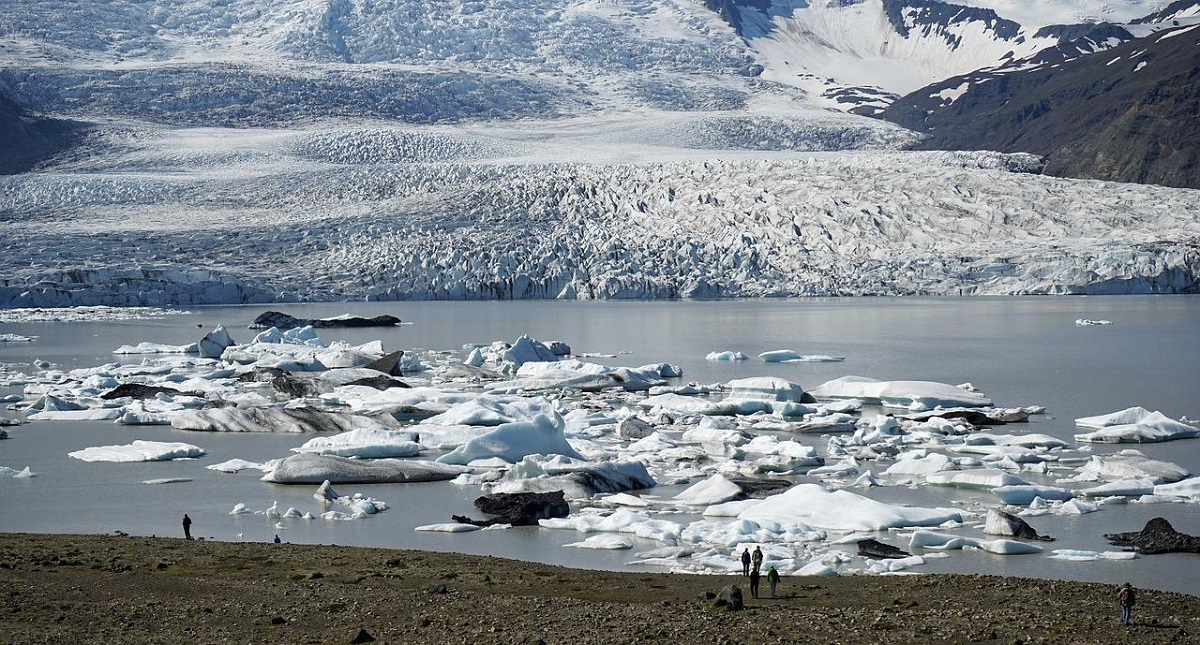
[767,565,780,598]
[749,566,761,599]
[1118,582,1136,625]
[182,513,193,540]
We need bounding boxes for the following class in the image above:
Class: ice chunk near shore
[68,440,205,462]
[292,428,421,459]
[0,466,35,478]
[811,376,992,410]
[540,508,684,543]
[737,483,962,532]
[1074,407,1199,443]
[436,412,583,465]
[262,452,467,484]
[927,469,1029,490]
[312,480,388,517]
[565,535,635,549]
[992,485,1075,505]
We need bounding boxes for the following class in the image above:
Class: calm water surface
[2,297,1197,594]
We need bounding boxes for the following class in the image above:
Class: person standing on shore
[182,514,192,540]
[1118,582,1136,625]
[749,566,761,599]
[752,545,763,571]
[740,548,751,576]
[766,565,780,598]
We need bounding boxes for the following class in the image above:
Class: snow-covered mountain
[1,0,1198,306]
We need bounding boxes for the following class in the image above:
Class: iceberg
[737,483,961,531]
[435,412,583,465]
[292,428,421,459]
[706,351,748,361]
[261,453,467,484]
[1074,407,1199,443]
[172,407,403,433]
[1070,450,1191,484]
[758,350,844,362]
[810,376,992,409]
[488,455,656,499]
[68,440,206,462]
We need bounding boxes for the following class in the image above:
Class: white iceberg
[292,428,421,459]
[1074,407,1199,443]
[68,440,206,463]
[810,375,992,409]
[435,412,583,465]
[737,483,962,532]
[262,452,467,484]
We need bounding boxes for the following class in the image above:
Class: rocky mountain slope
[881,21,1200,188]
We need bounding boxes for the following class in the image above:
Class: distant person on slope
[1118,582,1136,626]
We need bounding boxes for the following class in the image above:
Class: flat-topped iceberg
[758,350,844,363]
[68,440,206,463]
[292,428,421,459]
[262,452,467,484]
[810,376,992,409]
[487,455,655,499]
[1068,450,1191,484]
[736,483,962,532]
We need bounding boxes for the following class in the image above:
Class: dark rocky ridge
[0,92,84,174]
[881,24,1200,189]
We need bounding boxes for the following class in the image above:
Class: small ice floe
[0,466,35,478]
[414,523,481,533]
[0,333,35,342]
[1154,476,1200,500]
[674,474,744,506]
[991,485,1075,505]
[565,535,635,549]
[262,452,467,484]
[229,503,252,515]
[292,428,421,459]
[1075,319,1113,326]
[113,341,199,355]
[1067,450,1191,484]
[736,483,961,532]
[1074,407,1199,443]
[206,459,267,473]
[142,478,192,485]
[706,350,748,361]
[67,440,206,463]
[541,508,685,542]
[758,350,845,363]
[1049,549,1137,562]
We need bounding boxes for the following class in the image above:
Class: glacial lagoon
[1,296,1197,594]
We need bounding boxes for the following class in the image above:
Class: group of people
[739,546,780,599]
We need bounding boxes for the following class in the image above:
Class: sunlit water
[2,297,1197,594]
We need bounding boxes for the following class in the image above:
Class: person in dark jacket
[1118,582,1136,625]
[749,566,761,599]
[182,513,192,540]
[740,548,751,576]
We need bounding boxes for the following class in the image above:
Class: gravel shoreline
[2,533,1197,644]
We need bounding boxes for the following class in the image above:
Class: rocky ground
[1,533,1197,645]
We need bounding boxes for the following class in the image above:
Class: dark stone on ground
[714,585,744,611]
[249,311,402,330]
[349,627,375,643]
[1105,517,1200,554]
[453,491,570,527]
[858,538,911,559]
